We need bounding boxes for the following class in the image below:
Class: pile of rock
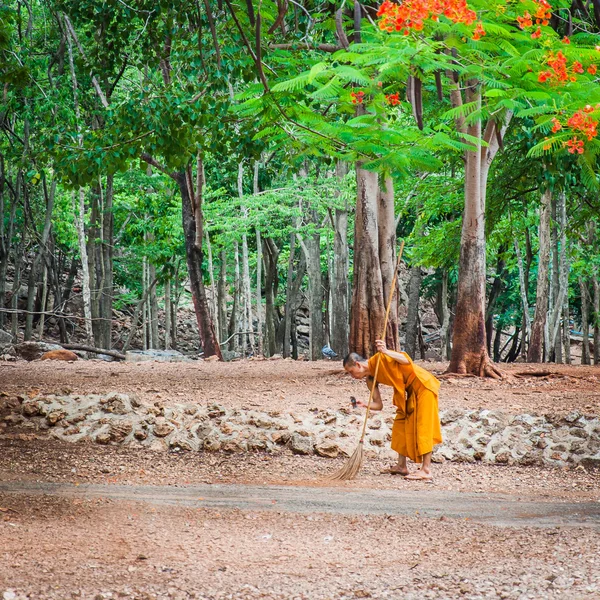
[1,393,598,467]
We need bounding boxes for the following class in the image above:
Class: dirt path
[1,480,599,529]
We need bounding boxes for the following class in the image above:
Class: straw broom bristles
[328,240,405,482]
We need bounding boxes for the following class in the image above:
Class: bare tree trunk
[175,169,222,359]
[548,194,560,362]
[580,277,590,365]
[25,177,56,340]
[148,259,158,349]
[217,250,227,343]
[302,230,323,361]
[593,274,600,365]
[514,238,531,358]
[100,174,114,349]
[238,163,254,353]
[558,192,570,364]
[527,190,552,362]
[11,235,25,340]
[330,161,349,358]
[439,270,451,360]
[164,277,172,350]
[283,230,296,359]
[262,237,279,356]
[448,86,501,377]
[205,230,218,341]
[0,165,17,330]
[230,241,241,353]
[37,264,48,339]
[349,166,397,357]
[74,189,94,345]
[378,175,398,348]
[405,266,422,358]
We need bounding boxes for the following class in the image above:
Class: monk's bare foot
[380,466,409,476]
[404,470,433,482]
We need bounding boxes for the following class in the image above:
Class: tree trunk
[175,170,221,359]
[378,176,398,348]
[303,230,323,361]
[349,167,398,357]
[448,86,501,377]
[405,266,422,358]
[485,249,506,354]
[25,177,56,340]
[164,277,172,350]
[230,241,241,353]
[100,174,114,349]
[262,237,279,357]
[580,277,590,365]
[528,189,552,363]
[205,231,218,342]
[0,168,17,330]
[330,161,349,358]
[283,231,296,359]
[217,250,227,343]
[439,270,451,360]
[514,237,531,359]
[253,161,263,356]
[238,163,254,353]
[558,192,570,364]
[74,189,94,345]
[37,264,48,339]
[548,194,560,362]
[593,274,600,365]
[148,257,158,349]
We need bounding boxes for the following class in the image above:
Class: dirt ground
[1,358,600,599]
[3,358,600,417]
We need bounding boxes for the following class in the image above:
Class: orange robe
[367,352,442,463]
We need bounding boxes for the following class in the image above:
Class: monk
[343,339,442,481]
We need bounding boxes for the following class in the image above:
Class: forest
[2,0,600,375]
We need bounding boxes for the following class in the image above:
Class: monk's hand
[355,398,368,409]
[375,339,388,355]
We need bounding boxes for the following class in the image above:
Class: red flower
[572,61,584,74]
[565,138,584,154]
[531,27,541,39]
[351,90,365,105]
[551,118,562,132]
[472,21,485,40]
[588,64,597,75]
[517,12,533,29]
[562,36,570,44]
[386,92,401,105]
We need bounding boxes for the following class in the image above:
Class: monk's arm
[382,348,410,364]
[375,339,410,364]
[365,376,383,411]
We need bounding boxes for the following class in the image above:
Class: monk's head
[343,352,370,380]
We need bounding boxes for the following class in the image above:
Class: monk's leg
[405,452,433,480]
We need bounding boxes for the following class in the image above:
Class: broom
[329,240,405,481]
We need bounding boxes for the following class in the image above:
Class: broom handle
[359,240,405,442]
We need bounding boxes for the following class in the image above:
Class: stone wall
[1,393,599,468]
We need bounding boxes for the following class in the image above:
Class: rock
[21,402,41,417]
[290,432,314,455]
[95,432,112,445]
[109,420,133,442]
[46,410,66,426]
[40,349,78,361]
[14,341,63,361]
[134,428,148,441]
[440,408,464,426]
[0,329,13,351]
[153,421,174,438]
[368,418,382,430]
[169,435,198,452]
[125,349,191,362]
[203,436,222,452]
[100,393,131,415]
[271,431,290,445]
[315,440,340,458]
[564,410,581,424]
